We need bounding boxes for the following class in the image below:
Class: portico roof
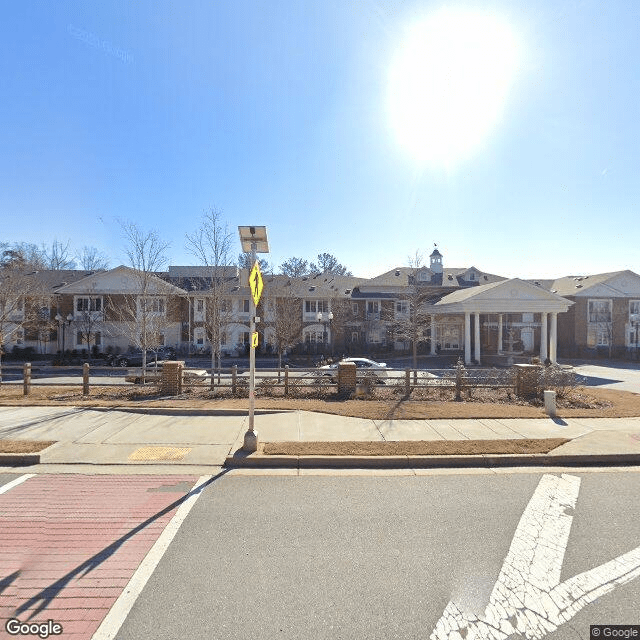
[433,278,573,313]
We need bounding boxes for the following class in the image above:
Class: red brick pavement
[0,474,198,639]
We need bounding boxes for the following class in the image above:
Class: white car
[318,357,391,382]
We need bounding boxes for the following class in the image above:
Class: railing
[1,362,519,399]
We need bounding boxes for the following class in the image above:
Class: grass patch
[263,438,571,456]
[0,440,56,453]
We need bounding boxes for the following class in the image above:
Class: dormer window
[468,271,476,281]
[418,271,429,282]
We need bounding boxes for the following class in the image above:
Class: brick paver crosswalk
[0,474,197,639]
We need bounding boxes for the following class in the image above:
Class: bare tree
[45,240,76,269]
[74,300,104,359]
[185,208,235,375]
[390,251,436,369]
[78,246,110,271]
[109,222,173,378]
[266,279,303,368]
[0,257,46,382]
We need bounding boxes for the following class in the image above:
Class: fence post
[284,365,289,397]
[83,362,90,396]
[23,362,31,396]
[232,365,237,395]
[455,358,465,401]
[405,368,411,396]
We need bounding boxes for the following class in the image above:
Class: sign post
[247,260,263,448]
[238,226,269,453]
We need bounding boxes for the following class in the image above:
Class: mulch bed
[263,438,571,456]
[0,440,56,453]
[0,386,638,419]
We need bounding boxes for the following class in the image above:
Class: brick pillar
[337,362,357,395]
[514,363,542,399]
[160,361,184,395]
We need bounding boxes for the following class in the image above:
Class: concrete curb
[0,453,41,466]
[224,452,640,469]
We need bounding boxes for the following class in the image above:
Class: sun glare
[387,8,521,169]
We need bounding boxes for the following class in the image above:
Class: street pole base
[242,429,259,453]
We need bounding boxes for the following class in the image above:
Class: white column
[540,312,548,362]
[430,315,436,355]
[497,314,503,354]
[474,312,481,364]
[464,312,471,364]
[549,312,557,363]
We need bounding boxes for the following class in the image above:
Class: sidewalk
[1,406,640,471]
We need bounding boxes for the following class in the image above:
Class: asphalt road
[114,471,640,640]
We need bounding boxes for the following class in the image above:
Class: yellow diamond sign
[249,261,263,307]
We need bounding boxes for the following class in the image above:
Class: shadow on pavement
[0,408,85,438]
[576,375,622,387]
[13,469,229,620]
[89,407,292,416]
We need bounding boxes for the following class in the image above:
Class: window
[305,330,325,344]
[76,331,84,345]
[76,296,102,312]
[588,300,612,323]
[596,326,610,346]
[368,329,382,343]
[305,300,329,314]
[140,297,165,314]
[468,271,476,281]
[439,325,461,350]
[242,299,250,313]
[194,328,205,345]
[95,332,102,346]
[418,271,429,281]
[396,301,408,314]
[196,299,204,313]
[352,303,359,316]
[351,331,359,342]
[221,299,231,312]
[630,301,640,318]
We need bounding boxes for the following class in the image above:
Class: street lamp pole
[316,311,334,355]
[55,313,73,362]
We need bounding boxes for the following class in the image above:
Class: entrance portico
[432,280,572,365]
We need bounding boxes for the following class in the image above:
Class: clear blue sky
[1,1,638,279]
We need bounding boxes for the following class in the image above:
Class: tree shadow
[14,469,228,620]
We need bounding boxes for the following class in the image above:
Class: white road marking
[91,474,212,640]
[430,473,640,640]
[0,474,35,495]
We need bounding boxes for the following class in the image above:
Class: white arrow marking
[430,473,640,640]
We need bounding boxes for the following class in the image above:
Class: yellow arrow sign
[248,261,263,307]
[252,331,259,348]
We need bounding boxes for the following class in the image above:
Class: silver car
[318,357,390,382]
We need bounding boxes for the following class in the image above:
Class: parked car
[110,347,176,367]
[318,358,439,384]
[318,357,391,382]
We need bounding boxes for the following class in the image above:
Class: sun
[387,8,521,169]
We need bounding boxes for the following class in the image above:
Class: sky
[1,1,639,280]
